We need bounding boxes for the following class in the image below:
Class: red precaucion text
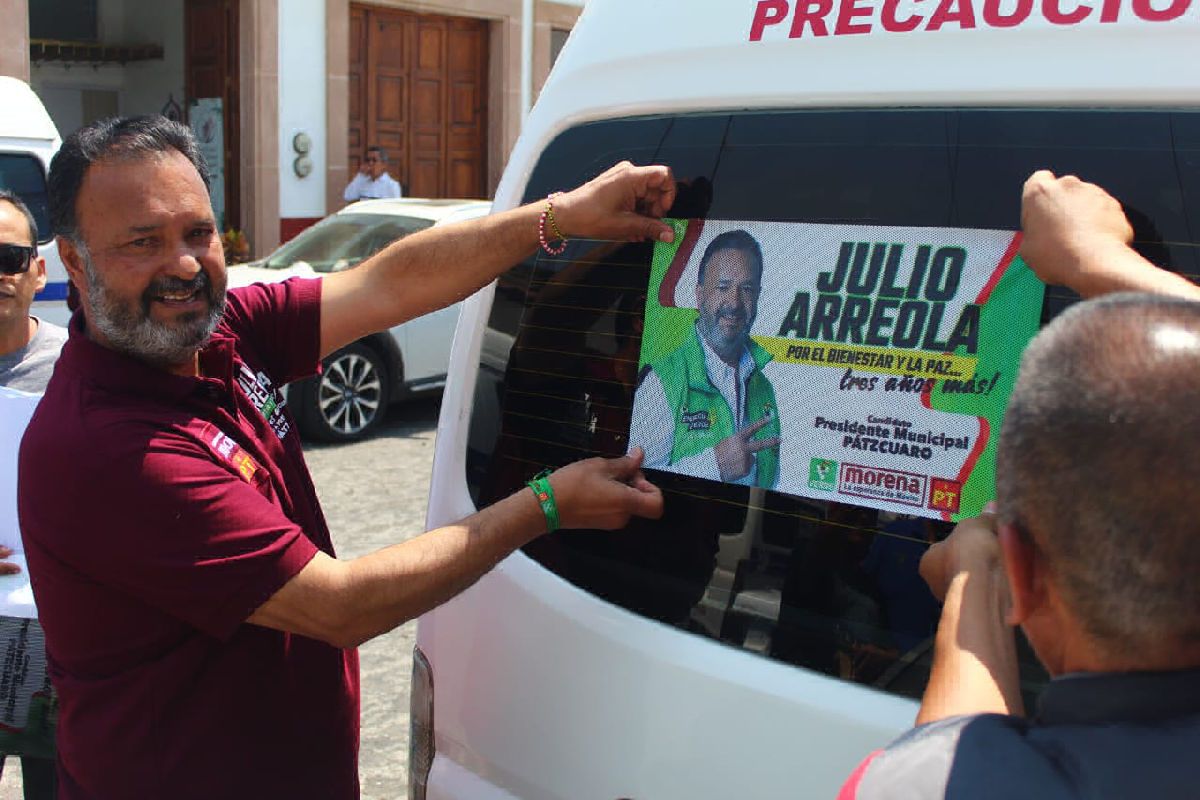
[748,0,1191,40]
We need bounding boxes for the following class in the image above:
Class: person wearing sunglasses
[0,190,67,394]
[0,189,64,799]
[342,145,403,202]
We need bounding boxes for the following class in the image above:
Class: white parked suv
[226,198,490,442]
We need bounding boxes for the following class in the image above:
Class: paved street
[309,395,442,800]
[0,395,442,800]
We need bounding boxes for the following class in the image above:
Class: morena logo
[838,463,926,506]
[841,464,923,493]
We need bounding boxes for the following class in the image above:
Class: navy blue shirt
[841,668,1200,799]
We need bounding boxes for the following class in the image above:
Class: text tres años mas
[777,242,981,354]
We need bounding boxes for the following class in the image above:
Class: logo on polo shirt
[236,363,291,440]
[209,430,261,483]
[680,407,711,432]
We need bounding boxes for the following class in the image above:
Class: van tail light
[409,646,435,800]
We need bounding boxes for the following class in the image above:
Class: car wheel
[297,342,391,443]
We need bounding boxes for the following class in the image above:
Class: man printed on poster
[629,230,781,489]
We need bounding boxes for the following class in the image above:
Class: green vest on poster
[651,328,780,489]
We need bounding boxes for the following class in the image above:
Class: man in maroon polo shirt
[17,116,674,799]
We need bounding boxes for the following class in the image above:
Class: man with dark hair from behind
[0,190,63,799]
[19,115,674,798]
[838,172,1200,799]
[629,228,782,488]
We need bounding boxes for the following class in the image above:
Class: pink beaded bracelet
[538,192,568,256]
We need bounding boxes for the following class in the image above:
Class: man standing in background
[343,145,403,202]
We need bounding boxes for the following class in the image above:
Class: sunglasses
[0,244,35,276]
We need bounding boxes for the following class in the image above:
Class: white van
[415,4,1198,798]
[0,78,67,328]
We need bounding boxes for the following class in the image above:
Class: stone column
[533,1,582,99]
[0,0,30,81]
[325,0,350,216]
[240,0,281,257]
[490,10,522,195]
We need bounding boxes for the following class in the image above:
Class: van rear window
[0,154,52,244]
[466,109,1200,701]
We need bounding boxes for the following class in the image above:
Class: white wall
[36,84,87,135]
[29,0,183,137]
[120,0,185,119]
[99,0,127,40]
[277,0,327,219]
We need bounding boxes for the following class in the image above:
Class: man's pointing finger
[740,417,772,438]
[746,437,781,453]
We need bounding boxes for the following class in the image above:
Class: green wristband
[527,469,560,533]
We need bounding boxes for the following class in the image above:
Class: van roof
[499,2,1197,203]
[545,1,1196,112]
[0,77,60,143]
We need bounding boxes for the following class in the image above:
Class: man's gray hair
[996,293,1200,659]
[0,189,39,247]
[48,116,210,247]
[697,229,763,285]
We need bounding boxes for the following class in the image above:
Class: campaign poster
[628,219,1044,521]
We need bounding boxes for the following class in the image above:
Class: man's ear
[32,255,47,292]
[999,522,1046,626]
[57,236,86,285]
[57,238,91,312]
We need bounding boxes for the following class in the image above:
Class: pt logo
[929,478,962,514]
[808,458,838,491]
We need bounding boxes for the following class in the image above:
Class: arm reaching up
[1020,170,1200,301]
[320,161,677,359]
[916,514,1023,725]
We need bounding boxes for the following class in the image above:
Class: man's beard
[81,246,226,368]
[699,309,751,356]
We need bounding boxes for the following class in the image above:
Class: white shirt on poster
[629,328,758,486]
[343,172,403,201]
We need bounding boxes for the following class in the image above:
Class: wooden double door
[350,5,490,199]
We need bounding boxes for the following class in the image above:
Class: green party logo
[808,458,838,491]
